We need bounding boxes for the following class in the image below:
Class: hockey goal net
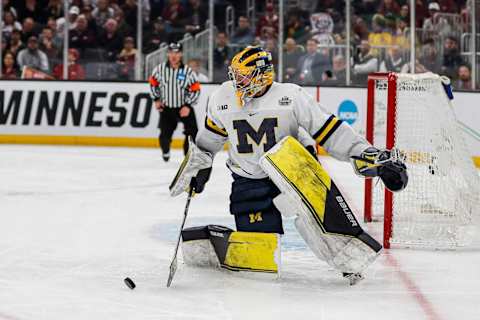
[364,72,479,249]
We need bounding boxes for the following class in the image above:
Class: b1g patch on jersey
[278,96,292,106]
[217,104,229,111]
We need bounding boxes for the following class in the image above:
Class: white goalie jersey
[196,81,371,179]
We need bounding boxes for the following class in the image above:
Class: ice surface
[0,145,479,320]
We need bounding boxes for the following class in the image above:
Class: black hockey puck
[124,277,136,290]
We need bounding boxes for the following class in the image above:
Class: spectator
[184,0,207,35]
[256,3,279,39]
[80,5,98,33]
[17,36,49,73]
[258,25,277,47]
[144,17,170,54]
[352,40,378,83]
[399,4,409,23]
[117,37,137,80]
[264,38,278,67]
[44,17,63,50]
[378,0,401,18]
[368,14,393,57]
[122,0,139,34]
[21,18,38,42]
[52,48,85,80]
[114,9,133,38]
[285,10,309,42]
[394,17,409,50]
[231,16,255,46]
[98,18,123,61]
[316,0,344,13]
[419,39,442,73]
[92,0,114,30]
[56,6,80,37]
[352,0,378,20]
[1,51,20,79]
[46,16,58,33]
[323,54,346,85]
[454,65,472,90]
[327,7,346,35]
[379,46,406,72]
[437,0,458,13]
[384,13,397,33]
[283,37,302,82]
[7,30,24,57]
[162,0,184,28]
[150,0,165,22]
[414,0,429,28]
[18,0,44,22]
[2,10,23,40]
[43,0,64,21]
[396,15,408,34]
[441,36,462,79]
[2,0,16,15]
[39,26,59,60]
[213,31,232,82]
[187,58,209,83]
[70,14,97,53]
[422,2,452,38]
[352,17,369,44]
[296,38,331,85]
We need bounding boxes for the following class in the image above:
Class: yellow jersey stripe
[205,117,228,137]
[313,115,343,146]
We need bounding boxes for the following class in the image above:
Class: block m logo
[233,118,278,153]
[249,212,263,223]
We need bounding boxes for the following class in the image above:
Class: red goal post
[365,73,396,248]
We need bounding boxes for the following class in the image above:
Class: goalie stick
[167,188,194,288]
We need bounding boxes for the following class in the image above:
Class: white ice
[1,145,479,320]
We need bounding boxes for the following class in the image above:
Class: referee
[149,42,201,161]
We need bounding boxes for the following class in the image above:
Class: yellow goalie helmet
[228,46,274,106]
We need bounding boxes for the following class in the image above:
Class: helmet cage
[228,63,273,104]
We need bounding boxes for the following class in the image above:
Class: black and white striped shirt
[149,62,201,108]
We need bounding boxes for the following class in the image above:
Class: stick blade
[166,256,178,287]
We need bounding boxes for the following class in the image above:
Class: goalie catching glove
[351,147,408,192]
[169,138,213,196]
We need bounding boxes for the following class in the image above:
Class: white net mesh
[370,73,479,248]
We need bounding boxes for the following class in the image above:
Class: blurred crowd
[1,0,478,89]
[1,0,208,80]
[212,0,476,90]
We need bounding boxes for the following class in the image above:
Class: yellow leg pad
[261,137,381,274]
[222,232,280,273]
[262,136,331,228]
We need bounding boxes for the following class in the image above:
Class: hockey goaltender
[168,46,408,285]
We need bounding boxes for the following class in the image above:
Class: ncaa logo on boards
[337,100,358,125]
